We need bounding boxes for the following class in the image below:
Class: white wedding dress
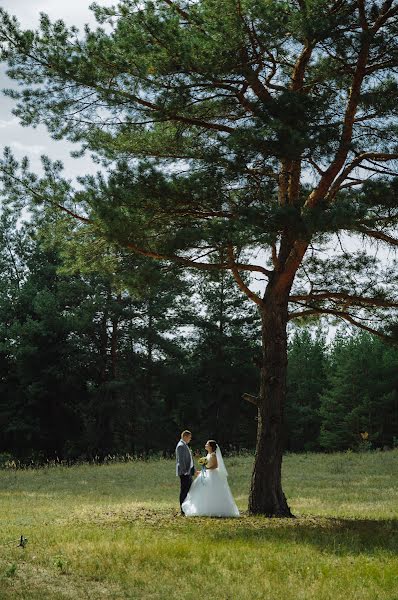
[181,448,240,517]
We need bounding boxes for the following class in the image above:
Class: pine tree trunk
[99,309,109,384]
[248,288,294,517]
[110,293,122,380]
[144,300,154,455]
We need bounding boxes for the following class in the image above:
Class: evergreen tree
[0,245,86,458]
[185,263,260,450]
[0,211,195,459]
[286,328,327,451]
[319,331,398,451]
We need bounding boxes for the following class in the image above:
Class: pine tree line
[286,329,398,452]
[0,215,397,463]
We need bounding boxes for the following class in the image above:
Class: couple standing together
[175,430,240,517]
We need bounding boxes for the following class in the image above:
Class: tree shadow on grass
[66,503,397,557]
[205,515,398,556]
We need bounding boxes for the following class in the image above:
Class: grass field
[0,450,397,599]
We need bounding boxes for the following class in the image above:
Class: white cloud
[0,117,19,129]
[0,0,115,29]
[10,141,46,155]
[0,1,115,182]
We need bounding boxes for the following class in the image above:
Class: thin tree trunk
[215,269,225,439]
[144,299,154,455]
[110,292,122,380]
[99,309,109,383]
[249,287,294,517]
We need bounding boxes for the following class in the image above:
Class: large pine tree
[1,0,398,515]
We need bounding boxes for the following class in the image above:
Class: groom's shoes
[180,510,185,517]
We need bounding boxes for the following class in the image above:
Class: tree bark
[144,299,154,455]
[110,292,122,380]
[248,285,294,517]
[99,308,109,384]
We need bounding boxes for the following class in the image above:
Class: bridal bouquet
[198,457,208,479]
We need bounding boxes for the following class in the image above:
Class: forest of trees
[1,213,396,463]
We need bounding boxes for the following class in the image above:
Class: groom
[175,430,195,515]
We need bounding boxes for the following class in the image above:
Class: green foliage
[0,0,397,466]
[1,0,397,257]
[0,210,397,459]
[286,328,327,451]
[182,261,261,447]
[319,332,398,451]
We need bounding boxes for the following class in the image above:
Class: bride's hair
[208,440,217,452]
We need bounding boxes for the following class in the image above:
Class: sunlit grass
[0,450,397,599]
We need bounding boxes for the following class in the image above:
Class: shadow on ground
[209,515,398,556]
[66,503,398,557]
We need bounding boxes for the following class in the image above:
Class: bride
[181,440,240,517]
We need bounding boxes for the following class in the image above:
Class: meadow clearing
[0,450,397,599]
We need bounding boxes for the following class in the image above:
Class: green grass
[0,450,397,599]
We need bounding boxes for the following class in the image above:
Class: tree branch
[289,292,398,308]
[357,0,369,30]
[371,1,398,32]
[242,393,260,407]
[125,241,271,280]
[0,167,92,224]
[305,31,372,208]
[274,239,309,295]
[326,152,398,201]
[227,244,264,307]
[356,226,398,246]
[163,0,194,23]
[288,306,393,342]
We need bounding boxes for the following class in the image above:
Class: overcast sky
[0,0,115,180]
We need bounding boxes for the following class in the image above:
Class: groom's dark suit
[175,439,195,511]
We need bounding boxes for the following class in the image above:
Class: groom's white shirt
[175,438,194,476]
[185,440,194,470]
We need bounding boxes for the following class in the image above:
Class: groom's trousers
[179,474,192,508]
